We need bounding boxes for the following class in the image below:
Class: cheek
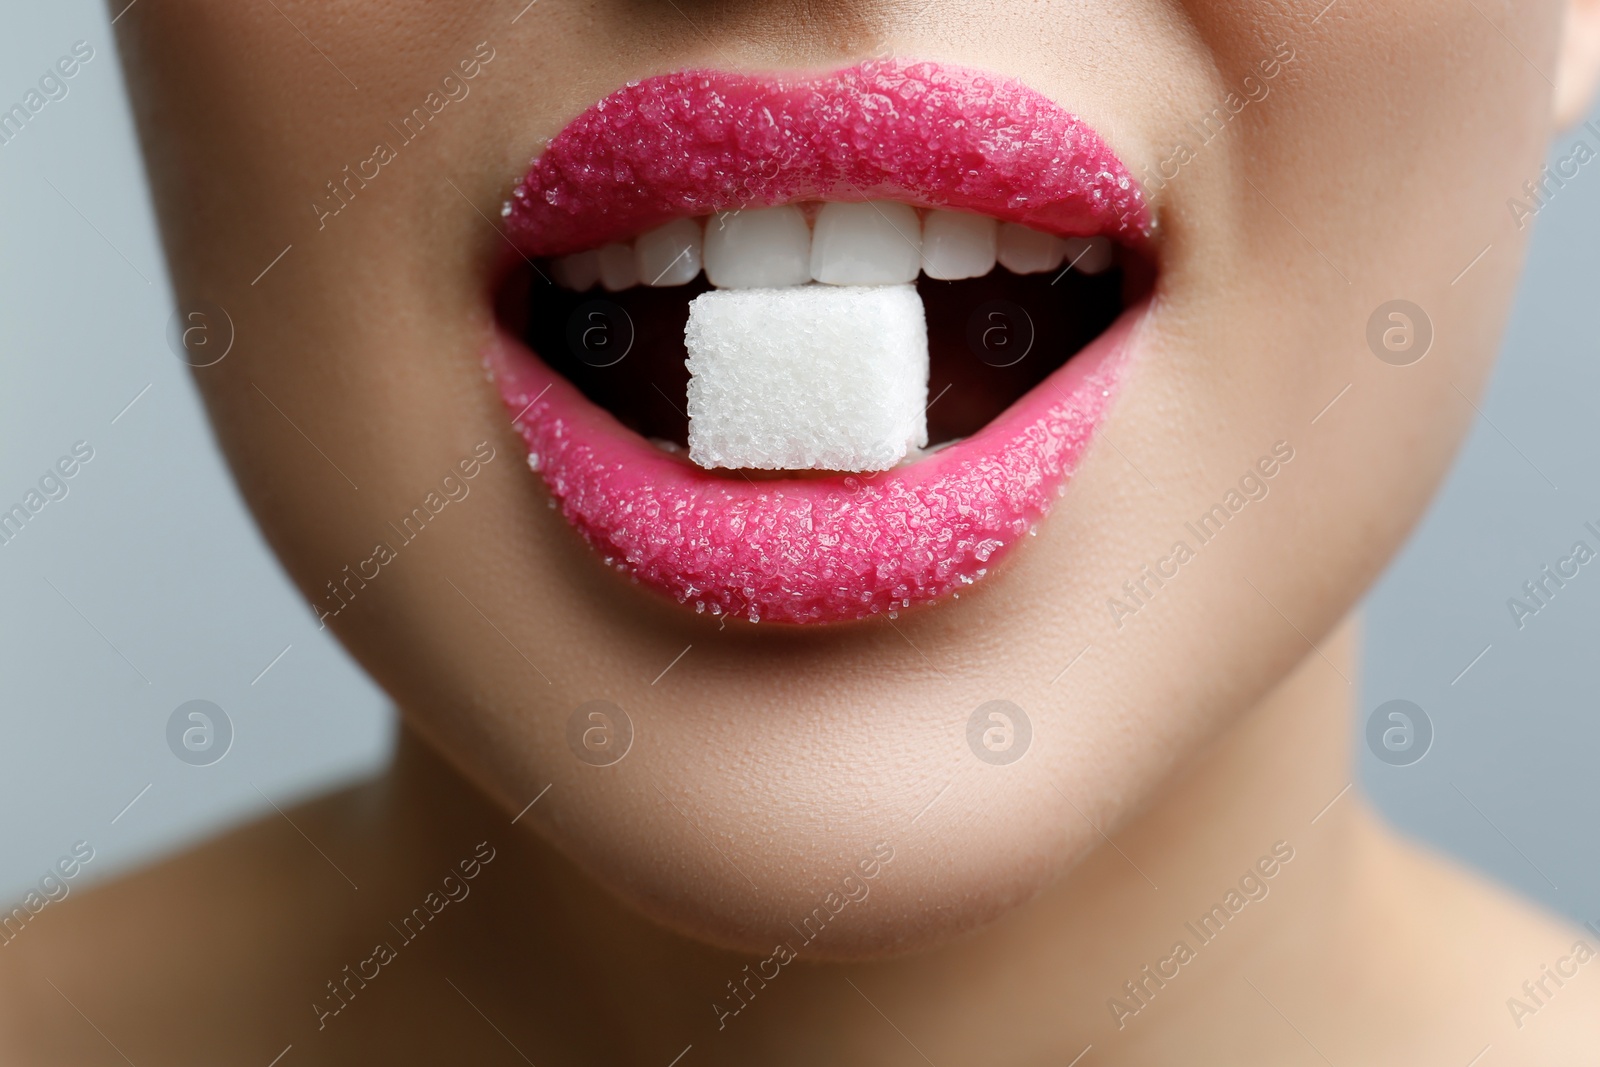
[1123,0,1555,644]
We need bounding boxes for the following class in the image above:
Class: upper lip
[502,58,1151,257]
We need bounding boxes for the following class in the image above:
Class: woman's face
[119,0,1572,954]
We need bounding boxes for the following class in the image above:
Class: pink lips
[490,59,1150,624]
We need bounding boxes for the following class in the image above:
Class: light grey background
[0,1,392,902]
[1,1,1595,931]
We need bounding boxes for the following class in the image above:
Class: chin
[531,772,1084,960]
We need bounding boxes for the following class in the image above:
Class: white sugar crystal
[685,285,929,471]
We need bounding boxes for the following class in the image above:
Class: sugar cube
[684,285,929,471]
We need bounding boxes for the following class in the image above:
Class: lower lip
[487,302,1144,625]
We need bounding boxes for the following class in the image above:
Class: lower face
[120,0,1558,953]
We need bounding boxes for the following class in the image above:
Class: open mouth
[487,59,1156,624]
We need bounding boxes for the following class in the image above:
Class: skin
[4,0,1600,1061]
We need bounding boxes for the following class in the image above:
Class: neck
[384,616,1379,1064]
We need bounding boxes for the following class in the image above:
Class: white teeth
[597,242,638,291]
[809,201,922,285]
[703,205,812,288]
[920,210,997,281]
[550,208,1117,291]
[552,249,600,291]
[997,222,1067,275]
[1063,235,1114,275]
[635,217,704,286]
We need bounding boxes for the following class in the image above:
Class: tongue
[684,284,929,472]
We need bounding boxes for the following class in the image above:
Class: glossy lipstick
[491,59,1151,624]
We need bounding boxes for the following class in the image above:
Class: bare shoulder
[1362,818,1600,1065]
[0,783,385,1065]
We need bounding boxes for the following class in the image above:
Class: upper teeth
[636,217,704,286]
[995,222,1066,275]
[922,210,997,280]
[704,204,811,288]
[810,201,922,285]
[552,204,1113,291]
